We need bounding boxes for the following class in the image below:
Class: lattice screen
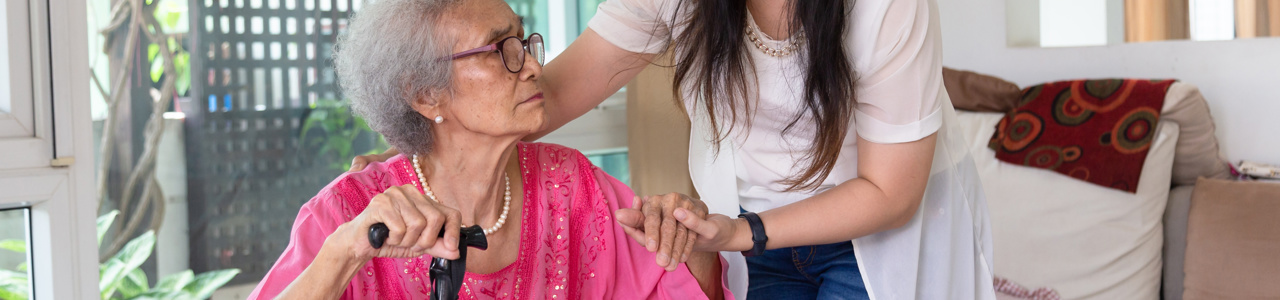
[184,0,359,285]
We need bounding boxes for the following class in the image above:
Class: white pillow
[956,111,1178,300]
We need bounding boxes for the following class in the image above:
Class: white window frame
[0,0,98,298]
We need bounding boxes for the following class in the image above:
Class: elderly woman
[246,0,730,299]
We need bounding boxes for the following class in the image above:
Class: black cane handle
[368,223,390,249]
[369,223,490,250]
[367,223,488,300]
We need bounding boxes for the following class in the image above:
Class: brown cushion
[1183,178,1280,299]
[1161,83,1233,186]
[943,67,1022,112]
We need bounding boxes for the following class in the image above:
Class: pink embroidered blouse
[249,142,732,300]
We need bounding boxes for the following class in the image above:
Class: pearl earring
[434,116,444,124]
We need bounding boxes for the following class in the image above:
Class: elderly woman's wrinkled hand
[329,184,463,262]
[615,193,709,271]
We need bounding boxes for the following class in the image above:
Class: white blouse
[590,0,995,299]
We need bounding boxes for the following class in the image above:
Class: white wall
[939,0,1280,165]
[1040,0,1108,47]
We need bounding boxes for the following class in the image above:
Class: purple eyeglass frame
[441,33,544,73]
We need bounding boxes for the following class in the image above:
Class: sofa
[944,68,1246,300]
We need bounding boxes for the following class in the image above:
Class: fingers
[681,221,697,263]
[614,207,649,244]
[348,147,400,172]
[641,196,662,252]
[349,156,369,172]
[428,209,462,260]
[655,196,680,269]
[675,208,718,238]
[398,186,441,252]
[619,219,648,245]
[616,197,645,228]
[371,194,409,248]
[668,222,688,271]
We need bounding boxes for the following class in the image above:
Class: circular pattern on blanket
[1024,145,1064,170]
[1062,146,1082,162]
[1068,167,1091,180]
[1084,79,1125,98]
[1099,132,1112,145]
[1001,112,1044,152]
[1112,107,1159,154]
[1111,181,1131,191]
[1020,85,1044,107]
[1070,80,1133,113]
[1052,89,1094,126]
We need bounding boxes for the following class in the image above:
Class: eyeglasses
[444,33,544,73]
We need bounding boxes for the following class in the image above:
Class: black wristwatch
[738,212,768,257]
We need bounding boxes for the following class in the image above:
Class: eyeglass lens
[500,34,545,73]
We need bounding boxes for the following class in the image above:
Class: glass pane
[586,148,631,186]
[0,208,32,300]
[576,0,607,34]
[1,0,11,115]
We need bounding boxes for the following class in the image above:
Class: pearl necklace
[412,155,511,236]
[745,11,804,58]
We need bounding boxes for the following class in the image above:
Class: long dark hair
[669,0,855,192]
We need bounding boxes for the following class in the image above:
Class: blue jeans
[742,210,869,300]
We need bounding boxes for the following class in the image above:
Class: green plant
[300,99,390,171]
[0,211,240,300]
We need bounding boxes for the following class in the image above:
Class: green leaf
[0,240,24,254]
[15,263,25,273]
[0,269,29,300]
[183,269,240,299]
[167,38,179,54]
[175,53,191,95]
[101,231,155,298]
[98,210,120,245]
[147,44,159,62]
[112,231,155,271]
[99,258,126,299]
[117,269,148,299]
[153,270,194,292]
[152,0,189,34]
[150,55,165,83]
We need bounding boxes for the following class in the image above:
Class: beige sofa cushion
[1183,178,1280,299]
[1160,83,1232,185]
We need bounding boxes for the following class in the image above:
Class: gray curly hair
[334,0,460,156]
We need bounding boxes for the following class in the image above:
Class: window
[0,0,10,115]
[0,0,36,139]
[509,0,609,58]
[0,208,32,300]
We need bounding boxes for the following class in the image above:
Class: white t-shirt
[591,0,944,212]
[590,0,994,299]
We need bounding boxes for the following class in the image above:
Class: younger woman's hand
[615,193,708,271]
[348,148,400,172]
[326,184,462,264]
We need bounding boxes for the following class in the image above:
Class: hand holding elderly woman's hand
[325,184,463,264]
[615,193,714,271]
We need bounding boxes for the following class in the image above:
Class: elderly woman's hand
[325,184,463,263]
[615,193,709,271]
[348,148,400,172]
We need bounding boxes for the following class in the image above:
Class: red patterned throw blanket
[988,79,1175,193]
